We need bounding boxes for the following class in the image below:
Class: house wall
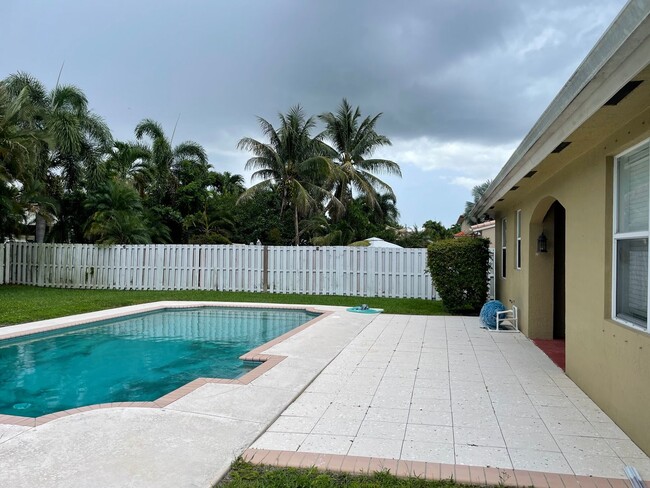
[475,226,496,247]
[494,114,650,454]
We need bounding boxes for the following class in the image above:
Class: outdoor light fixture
[537,232,548,253]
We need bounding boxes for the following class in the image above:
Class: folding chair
[496,305,518,331]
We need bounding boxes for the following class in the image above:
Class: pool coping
[0,301,331,427]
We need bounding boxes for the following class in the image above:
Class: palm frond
[81,112,112,148]
[51,85,88,114]
[173,141,208,167]
[3,72,48,107]
[134,118,166,141]
[236,179,273,204]
[355,158,402,176]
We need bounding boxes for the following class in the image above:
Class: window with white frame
[516,210,522,270]
[501,218,507,279]
[613,139,650,331]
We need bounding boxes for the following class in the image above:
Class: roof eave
[470,0,650,220]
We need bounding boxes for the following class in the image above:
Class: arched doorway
[528,197,566,369]
[528,198,566,368]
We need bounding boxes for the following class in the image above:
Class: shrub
[188,232,231,244]
[427,237,490,313]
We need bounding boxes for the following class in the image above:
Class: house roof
[365,237,403,248]
[470,0,650,220]
[471,220,495,232]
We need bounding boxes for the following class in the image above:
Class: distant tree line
[1,72,464,247]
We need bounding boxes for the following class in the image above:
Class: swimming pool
[0,306,320,418]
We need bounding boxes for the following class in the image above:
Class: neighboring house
[456,214,471,234]
[470,1,650,454]
[457,215,496,246]
[470,220,495,247]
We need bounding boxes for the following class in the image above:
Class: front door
[552,202,566,339]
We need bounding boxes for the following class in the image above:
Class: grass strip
[0,285,446,326]
[216,459,474,488]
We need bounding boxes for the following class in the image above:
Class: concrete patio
[250,313,650,481]
[0,306,648,486]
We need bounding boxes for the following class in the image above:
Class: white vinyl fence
[0,242,437,299]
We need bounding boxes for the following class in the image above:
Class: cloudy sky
[2,0,627,227]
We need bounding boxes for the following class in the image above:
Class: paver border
[0,301,331,427]
[241,448,644,487]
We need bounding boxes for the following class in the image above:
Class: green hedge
[427,237,490,313]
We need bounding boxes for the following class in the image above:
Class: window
[501,218,507,278]
[613,139,650,331]
[516,210,522,269]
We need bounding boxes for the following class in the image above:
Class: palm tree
[19,172,59,241]
[134,118,208,205]
[368,192,400,228]
[319,99,402,221]
[237,105,336,245]
[0,182,22,240]
[214,171,245,195]
[464,179,492,224]
[183,198,235,244]
[101,141,152,196]
[3,72,112,242]
[0,82,40,182]
[84,180,152,244]
[0,81,43,239]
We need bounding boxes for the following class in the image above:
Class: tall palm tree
[0,82,43,239]
[134,119,210,243]
[238,105,337,245]
[319,99,401,221]
[3,72,112,242]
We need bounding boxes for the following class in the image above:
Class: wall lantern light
[537,232,548,253]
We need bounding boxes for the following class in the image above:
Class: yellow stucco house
[470,1,650,454]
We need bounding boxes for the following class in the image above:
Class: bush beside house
[427,237,490,313]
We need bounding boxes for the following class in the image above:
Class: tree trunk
[279,187,287,218]
[35,213,46,243]
[294,206,300,246]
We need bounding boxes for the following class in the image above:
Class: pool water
[0,307,318,417]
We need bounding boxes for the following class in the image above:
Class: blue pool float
[347,304,383,314]
[480,300,506,329]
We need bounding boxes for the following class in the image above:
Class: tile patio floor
[251,314,650,480]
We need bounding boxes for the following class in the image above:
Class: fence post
[4,242,10,284]
[262,245,269,292]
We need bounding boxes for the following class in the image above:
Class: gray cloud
[2,0,627,225]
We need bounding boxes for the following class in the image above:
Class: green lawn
[0,285,446,326]
[216,460,472,488]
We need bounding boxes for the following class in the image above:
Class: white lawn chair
[496,305,518,331]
